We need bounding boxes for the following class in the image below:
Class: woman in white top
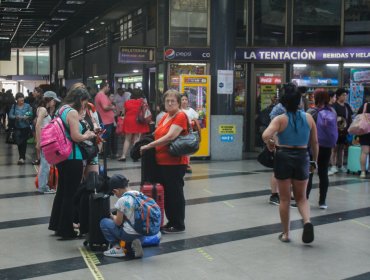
[180,93,201,173]
[35,91,60,194]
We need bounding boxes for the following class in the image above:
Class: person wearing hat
[35,91,61,193]
[100,174,144,258]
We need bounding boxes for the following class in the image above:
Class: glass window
[20,48,50,75]
[169,0,208,46]
[236,0,247,46]
[293,0,341,46]
[254,0,286,46]
[344,0,370,45]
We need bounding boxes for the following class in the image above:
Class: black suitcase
[83,142,111,251]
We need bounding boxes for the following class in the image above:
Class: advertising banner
[118,46,155,64]
[217,70,233,94]
[236,47,370,61]
[180,75,211,157]
[164,47,211,61]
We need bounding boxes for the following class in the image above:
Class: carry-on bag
[347,145,368,174]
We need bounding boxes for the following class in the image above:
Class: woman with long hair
[35,91,61,194]
[262,83,318,243]
[48,83,96,240]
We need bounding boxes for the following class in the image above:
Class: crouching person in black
[100,174,144,258]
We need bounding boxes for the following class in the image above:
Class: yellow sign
[219,125,236,134]
[180,75,211,157]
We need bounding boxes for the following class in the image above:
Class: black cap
[108,174,129,195]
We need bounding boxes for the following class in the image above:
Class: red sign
[259,76,282,85]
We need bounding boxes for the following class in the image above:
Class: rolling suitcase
[83,142,111,251]
[347,145,368,174]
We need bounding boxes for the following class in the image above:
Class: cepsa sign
[259,76,282,85]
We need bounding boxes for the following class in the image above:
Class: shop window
[293,0,340,46]
[344,0,370,46]
[169,0,208,46]
[292,63,339,109]
[254,0,286,46]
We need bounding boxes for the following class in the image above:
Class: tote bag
[348,103,370,136]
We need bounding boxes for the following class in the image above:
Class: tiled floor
[0,133,370,280]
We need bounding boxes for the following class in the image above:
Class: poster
[217,70,233,94]
[180,75,211,157]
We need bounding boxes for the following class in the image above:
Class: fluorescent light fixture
[90,28,94,31]
[0,37,10,40]
[344,63,370,67]
[85,30,90,34]
[326,63,339,67]
[52,17,67,21]
[3,0,24,2]
[66,1,85,4]
[93,76,99,78]
[57,9,75,13]
[100,21,105,25]
[133,69,139,73]
[293,64,307,68]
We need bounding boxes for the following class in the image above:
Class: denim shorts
[274,147,309,180]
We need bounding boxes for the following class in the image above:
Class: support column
[210,0,236,115]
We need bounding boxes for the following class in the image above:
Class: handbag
[257,146,275,168]
[348,103,370,136]
[115,116,124,135]
[78,139,99,161]
[6,128,16,144]
[136,99,152,124]
[169,121,200,156]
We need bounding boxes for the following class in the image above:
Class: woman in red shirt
[118,89,149,161]
[140,89,188,233]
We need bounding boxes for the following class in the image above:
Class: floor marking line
[196,248,214,261]
[335,187,350,192]
[79,247,104,280]
[350,219,370,229]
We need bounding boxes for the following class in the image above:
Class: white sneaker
[339,166,347,173]
[44,189,56,194]
[103,246,125,257]
[360,171,366,179]
[319,204,328,209]
[131,239,144,258]
[328,166,338,176]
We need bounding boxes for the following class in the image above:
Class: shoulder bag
[169,116,200,156]
[257,146,275,168]
[348,103,370,135]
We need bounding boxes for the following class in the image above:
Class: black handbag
[257,146,275,168]
[78,139,99,161]
[169,121,200,156]
[6,128,16,144]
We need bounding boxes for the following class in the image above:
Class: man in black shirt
[330,88,353,174]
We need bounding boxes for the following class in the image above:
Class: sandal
[278,233,291,243]
[302,222,314,244]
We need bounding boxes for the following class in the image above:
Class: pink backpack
[41,106,73,165]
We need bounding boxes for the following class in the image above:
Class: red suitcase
[140,183,165,227]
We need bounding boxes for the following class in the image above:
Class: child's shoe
[103,245,125,257]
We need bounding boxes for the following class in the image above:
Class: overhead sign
[164,47,211,61]
[236,47,370,61]
[118,46,155,64]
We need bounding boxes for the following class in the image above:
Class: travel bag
[346,145,368,174]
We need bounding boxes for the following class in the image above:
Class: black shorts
[274,147,309,180]
[359,133,370,146]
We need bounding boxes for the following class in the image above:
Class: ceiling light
[100,21,105,25]
[0,37,10,40]
[133,69,139,73]
[3,0,24,2]
[66,1,85,4]
[90,28,94,31]
[85,30,90,34]
[293,64,307,68]
[3,8,21,12]
[52,17,67,21]
[326,64,339,67]
[57,9,75,13]
[344,63,370,67]
[2,16,18,20]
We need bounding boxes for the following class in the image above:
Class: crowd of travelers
[0,82,201,258]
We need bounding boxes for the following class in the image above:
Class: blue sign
[220,135,234,142]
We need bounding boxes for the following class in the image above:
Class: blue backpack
[124,192,161,236]
[316,107,338,148]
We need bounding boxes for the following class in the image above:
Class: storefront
[236,46,370,151]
